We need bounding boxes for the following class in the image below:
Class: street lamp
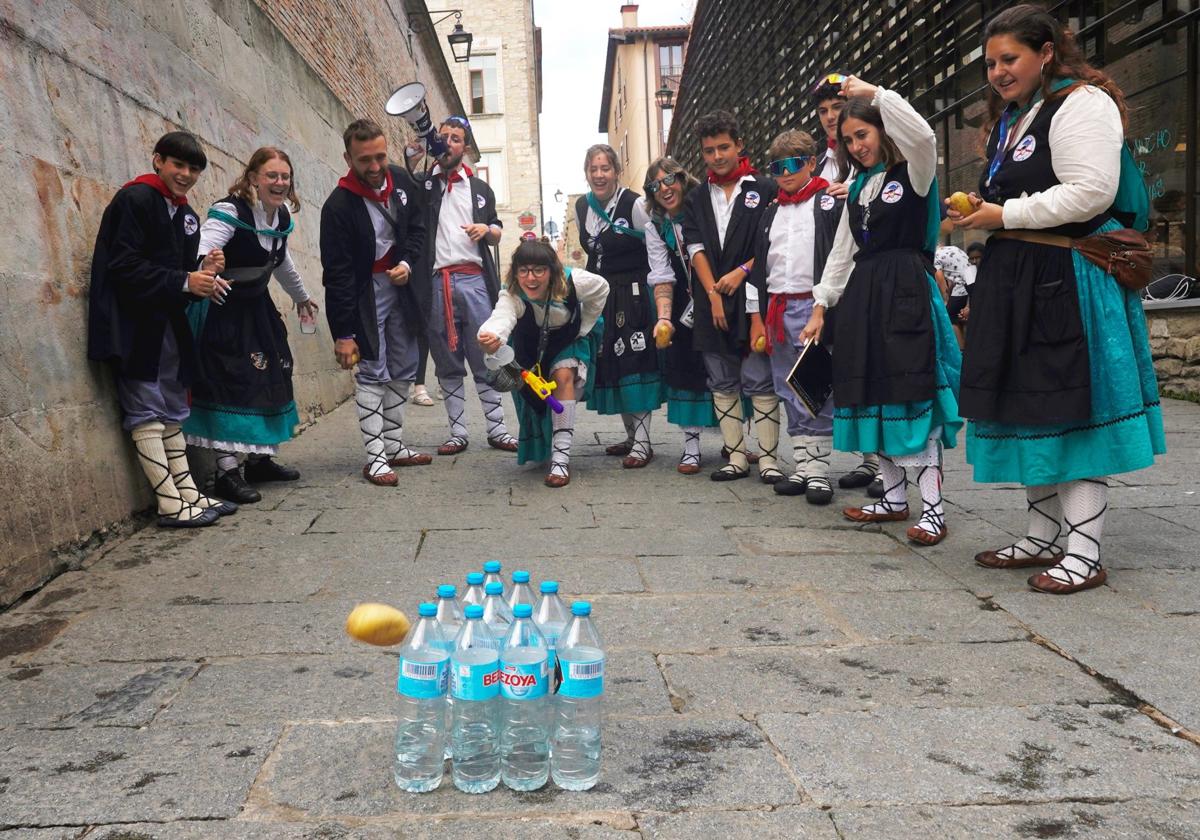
[424,9,473,63]
[655,84,675,110]
[554,189,564,203]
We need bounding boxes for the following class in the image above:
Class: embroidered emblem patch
[744,191,761,209]
[1012,136,1036,162]
[820,195,836,211]
[397,189,408,206]
[183,214,199,236]
[616,310,626,328]
[476,194,486,209]
[250,352,268,370]
[615,217,630,229]
[630,331,646,352]
[614,337,626,356]
[881,181,904,204]
[425,179,433,190]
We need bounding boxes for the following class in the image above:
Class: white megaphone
[385,82,448,158]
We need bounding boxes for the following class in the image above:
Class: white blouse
[815,87,938,310]
[645,219,686,287]
[478,268,609,344]
[198,200,310,304]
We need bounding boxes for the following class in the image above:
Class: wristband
[739,263,751,275]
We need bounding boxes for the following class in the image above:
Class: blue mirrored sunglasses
[645,172,680,194]
[444,115,471,129]
[768,156,812,177]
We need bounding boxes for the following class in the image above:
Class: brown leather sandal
[843,506,909,523]
[362,465,398,487]
[1027,567,1107,594]
[389,452,433,467]
[975,548,1063,569]
[622,450,654,469]
[605,441,633,456]
[907,524,948,546]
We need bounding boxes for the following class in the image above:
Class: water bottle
[507,570,538,612]
[461,572,486,609]
[482,581,513,639]
[450,604,501,793]
[551,602,605,790]
[483,560,508,599]
[534,580,570,681]
[499,603,550,791]
[435,584,464,757]
[393,603,449,792]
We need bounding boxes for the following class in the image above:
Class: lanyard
[207,207,295,238]
[586,191,646,240]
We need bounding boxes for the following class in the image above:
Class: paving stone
[307,501,595,532]
[1103,567,1200,614]
[48,821,636,840]
[729,526,904,557]
[0,662,198,728]
[586,592,847,652]
[638,807,839,839]
[260,717,799,816]
[818,590,1027,643]
[830,798,1200,839]
[0,725,278,825]
[759,704,1200,807]
[660,641,1112,716]
[418,523,737,560]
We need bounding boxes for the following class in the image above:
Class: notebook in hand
[786,339,834,416]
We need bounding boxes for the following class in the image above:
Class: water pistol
[520,368,564,414]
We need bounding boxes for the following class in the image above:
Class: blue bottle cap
[540,580,559,594]
[571,601,591,616]
[483,560,502,573]
[512,570,531,583]
[464,604,484,619]
[513,603,533,618]
[466,572,485,585]
[437,584,457,598]
[485,581,504,595]
[418,602,437,617]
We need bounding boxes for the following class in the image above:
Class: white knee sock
[477,380,513,443]
[357,382,391,477]
[998,485,1063,560]
[750,395,781,475]
[131,422,203,521]
[788,439,809,482]
[625,411,652,460]
[861,455,907,515]
[215,451,239,475]
[439,377,468,441]
[680,426,702,468]
[549,400,576,478]
[712,391,747,473]
[861,451,880,473]
[381,380,420,462]
[1046,478,1107,584]
[913,462,945,535]
[162,423,219,510]
[806,436,832,492]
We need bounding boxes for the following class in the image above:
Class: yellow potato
[753,336,767,353]
[345,602,411,646]
[654,322,671,349]
[947,191,974,217]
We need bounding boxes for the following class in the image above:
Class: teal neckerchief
[658,213,684,251]
[847,163,886,205]
[586,191,645,240]
[207,207,295,238]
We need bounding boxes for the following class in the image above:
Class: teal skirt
[833,274,963,456]
[184,401,300,449]
[516,321,602,465]
[586,370,665,415]
[666,386,717,428]
[967,226,1165,485]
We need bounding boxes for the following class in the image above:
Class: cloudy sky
[533,0,696,236]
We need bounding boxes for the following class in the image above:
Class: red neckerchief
[777,177,829,206]
[338,168,394,206]
[827,138,838,151]
[124,173,188,207]
[707,156,757,185]
[443,163,474,193]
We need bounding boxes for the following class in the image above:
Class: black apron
[511,278,581,416]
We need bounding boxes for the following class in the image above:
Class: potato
[947,191,974,216]
[753,336,767,353]
[345,602,411,646]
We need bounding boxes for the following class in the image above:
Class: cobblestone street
[3,395,1200,839]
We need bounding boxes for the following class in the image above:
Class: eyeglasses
[813,72,847,92]
[259,172,292,183]
[768,156,812,177]
[645,172,681,194]
[517,265,550,278]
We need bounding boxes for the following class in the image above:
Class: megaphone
[385,82,448,159]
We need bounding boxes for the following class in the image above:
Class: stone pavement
[2,392,1200,839]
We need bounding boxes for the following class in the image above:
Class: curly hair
[695,109,741,142]
[228,147,301,212]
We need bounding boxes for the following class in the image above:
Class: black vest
[511,279,581,414]
[849,163,930,258]
[575,190,649,277]
[219,195,290,270]
[979,95,1110,239]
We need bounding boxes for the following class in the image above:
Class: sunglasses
[768,156,813,177]
[813,72,847,92]
[444,115,472,130]
[645,172,681,194]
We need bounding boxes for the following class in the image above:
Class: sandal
[622,450,654,469]
[438,437,469,455]
[412,387,435,407]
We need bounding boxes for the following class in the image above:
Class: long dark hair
[982,4,1127,141]
[643,157,699,221]
[505,239,568,300]
[834,98,904,178]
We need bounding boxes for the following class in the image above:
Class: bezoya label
[498,656,549,699]
[451,657,500,701]
[397,656,449,699]
[558,657,606,699]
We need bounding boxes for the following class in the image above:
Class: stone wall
[0,0,464,605]
[1148,306,1200,400]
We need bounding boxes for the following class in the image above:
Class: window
[477,150,506,205]
[469,54,499,114]
[659,43,684,82]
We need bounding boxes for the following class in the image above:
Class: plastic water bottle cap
[540,581,559,594]
[437,584,457,598]
[512,570,530,583]
[466,572,485,585]
[513,604,533,618]
[418,602,437,617]
[483,560,502,573]
[571,601,591,616]
[464,604,484,619]
[485,581,504,595]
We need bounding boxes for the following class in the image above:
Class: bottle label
[397,657,449,699]
[498,658,548,699]
[452,659,500,701]
[559,658,605,698]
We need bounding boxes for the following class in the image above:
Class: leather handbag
[991,229,1154,291]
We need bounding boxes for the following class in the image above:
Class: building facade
[435,0,544,267]
[599,4,689,192]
